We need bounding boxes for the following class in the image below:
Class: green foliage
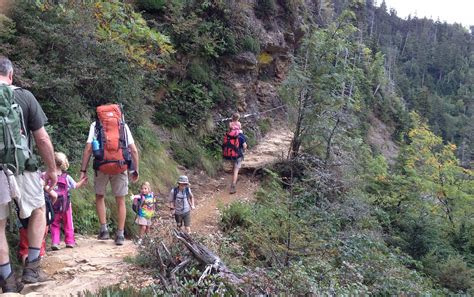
[220,201,252,231]
[0,14,16,42]
[254,0,276,19]
[161,1,237,58]
[95,0,173,69]
[241,35,261,54]
[436,256,473,293]
[136,0,166,12]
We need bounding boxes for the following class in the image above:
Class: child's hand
[49,190,58,204]
[191,205,196,210]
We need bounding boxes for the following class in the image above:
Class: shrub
[136,0,166,12]
[241,35,261,54]
[220,201,252,231]
[255,0,276,19]
[436,256,473,293]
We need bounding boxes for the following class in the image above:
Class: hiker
[48,152,87,250]
[230,132,247,194]
[222,122,248,194]
[80,104,139,246]
[0,56,57,292]
[229,112,243,134]
[132,181,157,240]
[168,176,195,233]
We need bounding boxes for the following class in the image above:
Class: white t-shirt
[86,121,134,145]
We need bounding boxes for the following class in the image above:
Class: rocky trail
[12,129,293,296]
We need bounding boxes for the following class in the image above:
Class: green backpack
[0,84,32,174]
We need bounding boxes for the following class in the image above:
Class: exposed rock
[226,52,258,72]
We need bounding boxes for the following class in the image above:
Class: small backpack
[222,130,241,160]
[132,194,143,214]
[0,84,32,175]
[92,104,132,175]
[52,173,71,213]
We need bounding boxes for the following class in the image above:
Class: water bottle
[92,138,101,158]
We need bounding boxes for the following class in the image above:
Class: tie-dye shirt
[137,193,155,219]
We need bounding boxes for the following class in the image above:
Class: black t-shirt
[13,87,48,132]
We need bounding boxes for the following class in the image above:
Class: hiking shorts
[233,157,243,169]
[135,216,152,226]
[174,211,191,227]
[94,171,128,197]
[15,171,45,219]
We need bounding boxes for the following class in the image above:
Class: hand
[44,169,57,190]
[191,205,196,210]
[130,170,139,183]
[80,171,88,183]
[49,190,58,204]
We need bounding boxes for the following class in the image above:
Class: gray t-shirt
[168,187,193,215]
[13,87,48,133]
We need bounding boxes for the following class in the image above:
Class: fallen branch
[173,230,244,285]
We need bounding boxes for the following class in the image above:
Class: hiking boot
[229,184,236,194]
[98,230,110,240]
[66,244,75,248]
[51,244,60,251]
[0,271,24,293]
[115,235,125,246]
[22,257,49,284]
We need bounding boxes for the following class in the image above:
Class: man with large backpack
[0,56,57,292]
[222,130,248,194]
[79,103,139,246]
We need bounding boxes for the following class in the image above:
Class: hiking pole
[215,105,286,122]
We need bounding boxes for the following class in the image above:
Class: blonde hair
[141,181,151,189]
[54,152,69,171]
[232,112,240,121]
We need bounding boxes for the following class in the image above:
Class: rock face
[221,1,303,132]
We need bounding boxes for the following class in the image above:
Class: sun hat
[177,175,190,185]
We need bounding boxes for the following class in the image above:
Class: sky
[382,0,473,28]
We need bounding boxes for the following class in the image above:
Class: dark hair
[0,56,13,77]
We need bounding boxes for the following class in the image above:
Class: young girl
[229,112,243,134]
[168,176,195,233]
[47,152,87,250]
[132,182,156,238]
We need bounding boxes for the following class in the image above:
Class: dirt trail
[16,129,292,296]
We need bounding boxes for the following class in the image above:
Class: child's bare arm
[75,175,88,189]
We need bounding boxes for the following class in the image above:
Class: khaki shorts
[15,171,45,219]
[94,171,128,197]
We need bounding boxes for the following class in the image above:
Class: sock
[27,247,41,262]
[100,224,108,232]
[0,262,12,280]
[116,229,124,237]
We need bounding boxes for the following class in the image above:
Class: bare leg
[139,225,147,237]
[115,196,126,231]
[232,164,239,186]
[95,194,106,225]
[0,219,9,264]
[27,206,46,249]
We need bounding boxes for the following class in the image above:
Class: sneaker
[98,230,110,240]
[229,184,236,194]
[115,235,125,246]
[0,271,24,293]
[22,257,49,284]
[51,244,60,251]
[66,244,75,248]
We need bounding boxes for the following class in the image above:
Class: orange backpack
[222,130,241,160]
[92,104,132,175]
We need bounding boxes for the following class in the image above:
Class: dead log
[173,230,244,285]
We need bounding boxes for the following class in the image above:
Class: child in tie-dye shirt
[133,182,156,237]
